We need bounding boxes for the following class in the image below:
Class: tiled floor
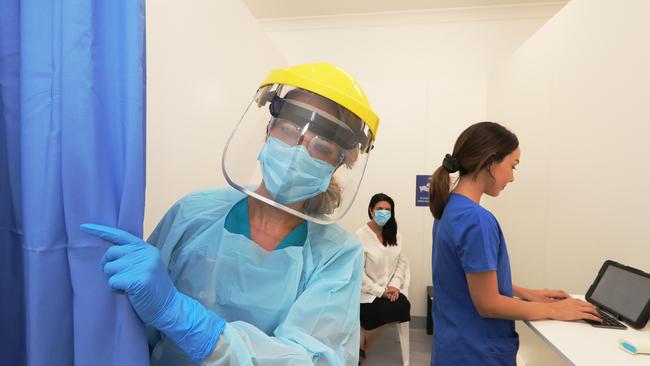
[362,325,538,366]
[362,326,432,366]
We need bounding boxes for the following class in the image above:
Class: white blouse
[356,224,410,304]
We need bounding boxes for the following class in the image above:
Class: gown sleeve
[203,239,364,366]
[145,189,236,356]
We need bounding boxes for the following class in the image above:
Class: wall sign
[415,175,431,207]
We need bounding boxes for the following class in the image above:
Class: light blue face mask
[373,210,391,226]
[258,137,335,204]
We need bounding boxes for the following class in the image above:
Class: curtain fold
[1,0,149,365]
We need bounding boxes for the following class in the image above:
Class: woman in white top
[356,193,410,362]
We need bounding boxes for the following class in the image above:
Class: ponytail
[429,166,451,219]
[429,122,519,219]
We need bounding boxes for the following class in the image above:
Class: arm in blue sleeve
[456,209,500,273]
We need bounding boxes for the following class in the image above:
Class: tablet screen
[590,264,650,322]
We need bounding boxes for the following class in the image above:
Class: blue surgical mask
[373,210,391,226]
[258,137,335,204]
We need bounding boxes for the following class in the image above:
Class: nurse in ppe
[81,62,380,365]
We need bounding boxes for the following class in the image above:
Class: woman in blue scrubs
[81,63,381,365]
[429,122,601,366]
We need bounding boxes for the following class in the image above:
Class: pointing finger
[81,223,141,245]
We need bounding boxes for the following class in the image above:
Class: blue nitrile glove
[81,223,226,363]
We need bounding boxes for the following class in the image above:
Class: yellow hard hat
[260,62,380,138]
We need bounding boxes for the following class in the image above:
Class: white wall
[487,0,650,303]
[259,3,564,316]
[487,0,650,364]
[145,0,285,233]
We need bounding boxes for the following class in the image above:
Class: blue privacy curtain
[0,1,149,365]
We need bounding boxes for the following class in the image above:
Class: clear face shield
[222,84,375,224]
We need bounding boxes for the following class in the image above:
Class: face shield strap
[269,95,369,150]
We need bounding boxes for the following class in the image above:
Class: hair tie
[442,154,462,173]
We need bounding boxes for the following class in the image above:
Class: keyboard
[584,308,627,329]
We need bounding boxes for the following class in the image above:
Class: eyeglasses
[269,96,370,152]
[269,118,344,167]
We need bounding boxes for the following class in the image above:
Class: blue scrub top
[431,193,518,366]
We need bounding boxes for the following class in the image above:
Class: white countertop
[524,295,650,365]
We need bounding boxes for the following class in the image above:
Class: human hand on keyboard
[521,288,570,303]
[584,308,626,329]
[548,298,602,322]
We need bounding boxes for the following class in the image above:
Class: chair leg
[397,322,410,366]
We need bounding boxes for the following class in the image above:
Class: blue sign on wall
[415,175,431,206]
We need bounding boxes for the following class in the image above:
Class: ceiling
[242,0,567,19]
